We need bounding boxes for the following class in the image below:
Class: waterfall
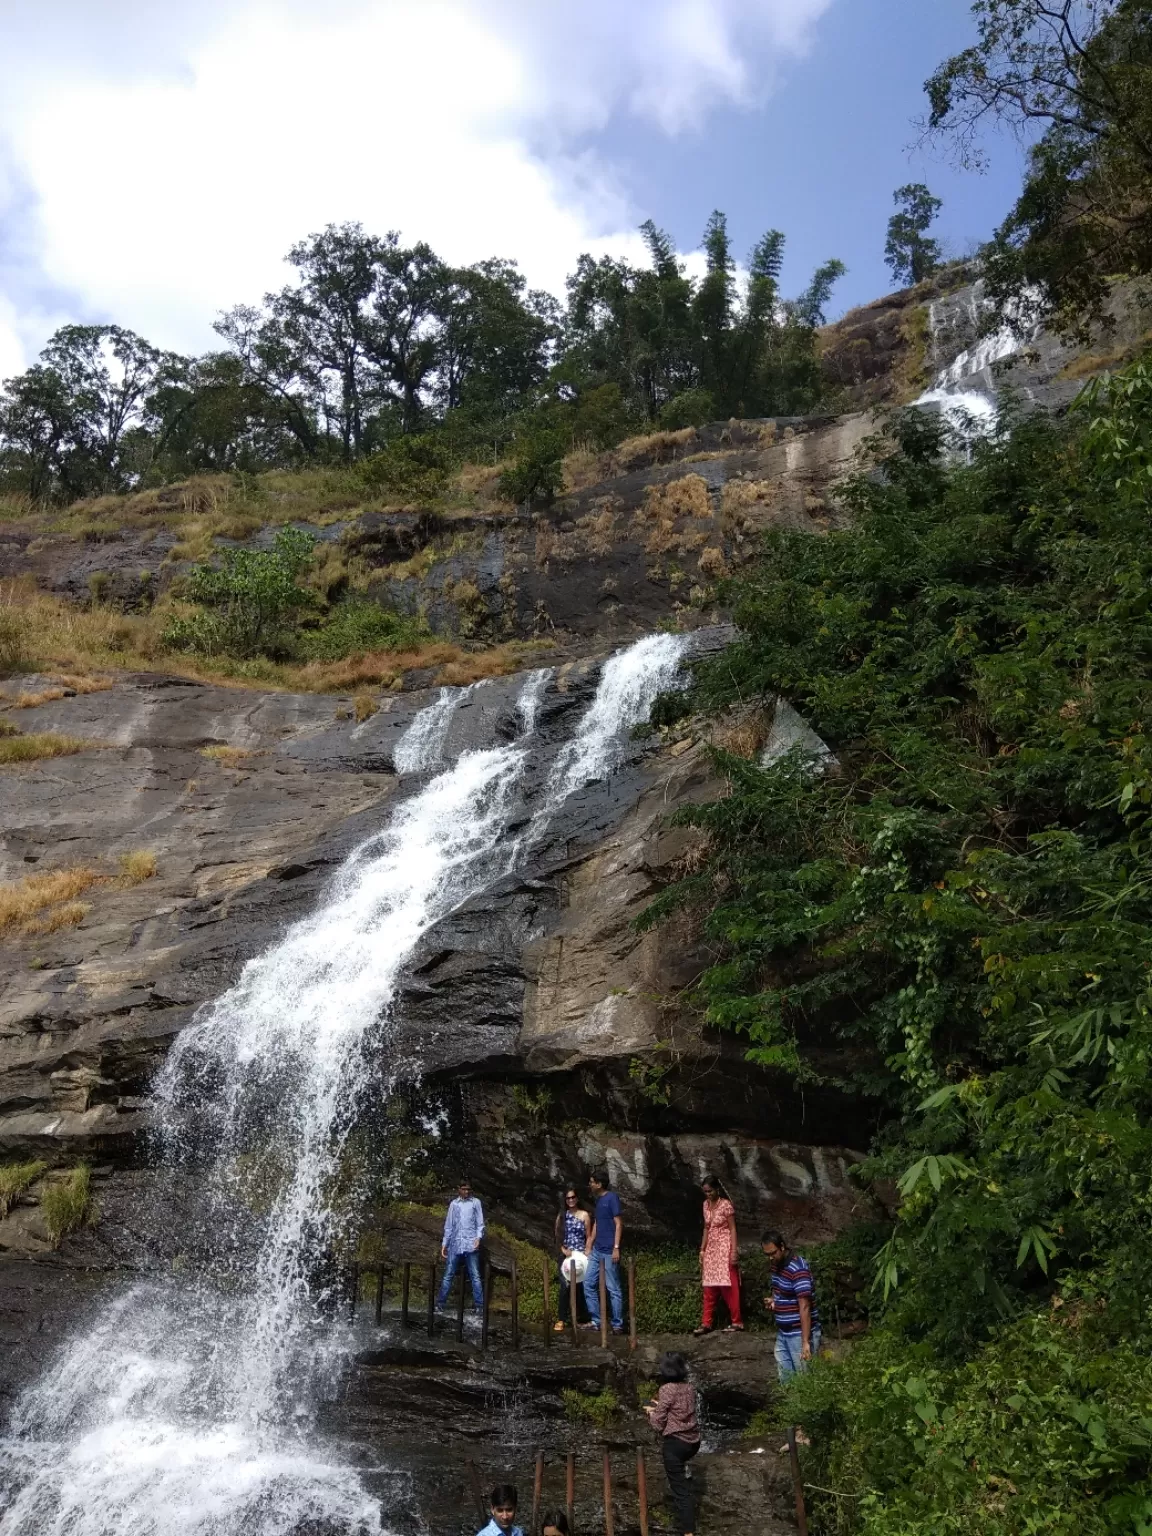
[914,279,1039,439]
[0,634,690,1536]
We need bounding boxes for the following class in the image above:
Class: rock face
[821,268,1150,414]
[0,416,871,652]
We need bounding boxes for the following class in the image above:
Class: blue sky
[582,0,1029,313]
[0,0,1029,371]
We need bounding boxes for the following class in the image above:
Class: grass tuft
[39,1165,93,1247]
[0,1160,46,1218]
[200,745,255,768]
[0,867,101,936]
[118,849,157,885]
[0,731,94,765]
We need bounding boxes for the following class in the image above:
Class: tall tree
[884,183,944,286]
[924,0,1152,335]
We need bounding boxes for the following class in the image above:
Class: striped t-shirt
[771,1253,818,1335]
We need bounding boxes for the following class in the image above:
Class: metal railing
[347,1253,641,1351]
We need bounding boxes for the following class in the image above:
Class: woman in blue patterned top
[553,1184,591,1331]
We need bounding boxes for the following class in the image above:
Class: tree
[924,0,1152,335]
[884,183,944,286]
[0,324,175,500]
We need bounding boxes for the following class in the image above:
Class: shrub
[302,600,428,661]
[163,526,316,659]
[499,431,566,505]
[657,389,717,430]
[562,1387,620,1427]
[358,435,457,500]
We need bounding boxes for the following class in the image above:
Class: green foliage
[498,429,566,504]
[164,526,316,658]
[884,184,943,286]
[302,599,428,661]
[0,1159,46,1218]
[40,1164,93,1247]
[562,1387,621,1428]
[357,433,457,500]
[925,0,1152,338]
[643,352,1152,1529]
[657,389,717,429]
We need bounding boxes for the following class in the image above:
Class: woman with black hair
[553,1183,591,1330]
[644,1351,700,1536]
[696,1173,742,1334]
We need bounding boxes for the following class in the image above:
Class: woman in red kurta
[695,1174,742,1333]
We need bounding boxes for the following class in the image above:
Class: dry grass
[0,866,101,936]
[0,731,94,765]
[0,850,160,940]
[118,849,157,884]
[563,428,699,492]
[711,705,773,758]
[10,687,67,708]
[721,477,777,532]
[449,461,514,515]
[698,545,728,578]
[637,475,713,555]
[353,693,378,722]
[200,745,255,768]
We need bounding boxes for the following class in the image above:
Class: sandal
[552,1321,566,1332]
[723,1324,745,1332]
[692,1327,713,1336]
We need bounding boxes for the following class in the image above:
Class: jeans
[583,1250,623,1330]
[661,1435,699,1535]
[774,1325,821,1380]
[437,1249,483,1309]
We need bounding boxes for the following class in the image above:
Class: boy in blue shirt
[436,1178,485,1311]
[583,1168,624,1334]
[477,1484,523,1536]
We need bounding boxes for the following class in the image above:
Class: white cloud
[0,0,831,370]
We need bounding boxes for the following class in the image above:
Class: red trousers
[702,1267,742,1327]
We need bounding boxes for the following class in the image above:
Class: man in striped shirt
[761,1231,821,1380]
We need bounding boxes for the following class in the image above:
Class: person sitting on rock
[583,1167,625,1333]
[436,1177,485,1312]
[477,1484,523,1536]
[554,1183,591,1331]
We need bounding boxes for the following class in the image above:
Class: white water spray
[0,633,690,1536]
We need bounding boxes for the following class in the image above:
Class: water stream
[0,634,691,1536]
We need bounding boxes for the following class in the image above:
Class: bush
[562,1387,621,1427]
[498,430,566,505]
[657,389,716,430]
[358,434,457,500]
[302,599,428,661]
[0,731,92,765]
[163,526,316,659]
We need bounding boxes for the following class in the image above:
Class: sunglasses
[565,1195,578,1202]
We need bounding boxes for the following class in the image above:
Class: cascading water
[914,279,1038,438]
[0,634,690,1536]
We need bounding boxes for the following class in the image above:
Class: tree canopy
[925,0,1152,336]
[884,183,944,286]
[0,213,843,504]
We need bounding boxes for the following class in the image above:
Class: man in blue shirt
[761,1230,821,1379]
[436,1178,486,1311]
[583,1168,624,1334]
